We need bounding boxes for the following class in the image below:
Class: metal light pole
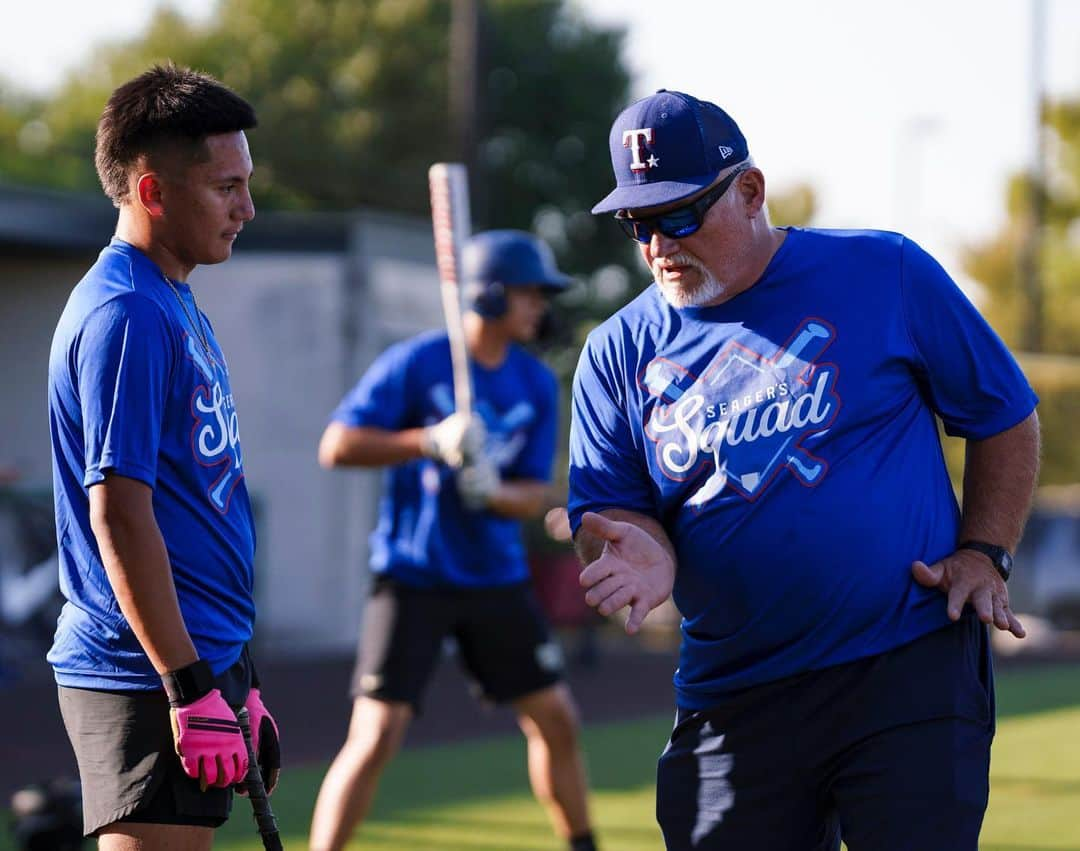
[449,0,484,223]
[449,0,480,168]
[1018,0,1047,352]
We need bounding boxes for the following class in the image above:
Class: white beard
[652,253,730,308]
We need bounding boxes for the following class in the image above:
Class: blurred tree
[964,98,1080,357]
[960,96,1080,485]
[0,5,826,359]
[0,0,637,524]
[767,182,816,228]
[0,1,630,274]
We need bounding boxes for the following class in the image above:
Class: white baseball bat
[428,162,474,416]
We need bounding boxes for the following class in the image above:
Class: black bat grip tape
[236,707,284,851]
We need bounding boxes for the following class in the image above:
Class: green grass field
[217,663,1080,851]
[5,664,1078,850]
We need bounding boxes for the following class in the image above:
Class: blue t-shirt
[331,330,558,588]
[47,238,256,690]
[568,228,1037,709]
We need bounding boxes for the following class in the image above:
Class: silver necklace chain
[163,276,215,366]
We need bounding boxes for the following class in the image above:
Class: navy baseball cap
[591,89,749,215]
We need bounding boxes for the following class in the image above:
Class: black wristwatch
[957,540,1013,582]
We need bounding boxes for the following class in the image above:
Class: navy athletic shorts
[656,613,995,851]
[351,576,564,711]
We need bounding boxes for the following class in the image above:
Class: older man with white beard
[567,89,1040,851]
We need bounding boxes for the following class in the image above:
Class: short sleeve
[567,335,655,533]
[506,365,558,482]
[330,341,415,429]
[900,238,1038,439]
[78,295,173,488]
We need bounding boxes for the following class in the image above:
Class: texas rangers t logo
[643,319,840,506]
[623,127,656,172]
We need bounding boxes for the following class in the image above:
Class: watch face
[1000,550,1014,572]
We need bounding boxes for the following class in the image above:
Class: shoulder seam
[896,237,923,367]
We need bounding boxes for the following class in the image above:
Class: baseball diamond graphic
[642,319,840,505]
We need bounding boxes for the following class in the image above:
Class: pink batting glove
[241,687,281,795]
[169,689,248,790]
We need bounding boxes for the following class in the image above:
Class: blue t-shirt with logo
[48,238,256,690]
[568,228,1037,709]
[331,330,558,588]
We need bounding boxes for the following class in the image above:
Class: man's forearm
[574,508,677,568]
[487,479,550,520]
[90,486,197,675]
[960,411,1041,550]
[318,423,425,468]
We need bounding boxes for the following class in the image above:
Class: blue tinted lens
[618,211,701,243]
[618,218,653,243]
[662,215,702,239]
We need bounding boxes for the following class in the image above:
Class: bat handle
[236,707,284,851]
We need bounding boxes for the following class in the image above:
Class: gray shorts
[57,649,252,836]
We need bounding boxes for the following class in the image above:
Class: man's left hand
[911,550,1025,638]
[237,687,280,796]
[457,460,500,510]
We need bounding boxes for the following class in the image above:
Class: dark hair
[95,64,257,206]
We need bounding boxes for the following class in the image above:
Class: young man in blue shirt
[309,230,598,851]
[570,89,1039,850]
[48,65,279,848]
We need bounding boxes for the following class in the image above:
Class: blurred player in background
[309,230,598,851]
[47,65,279,849]
[570,89,1040,850]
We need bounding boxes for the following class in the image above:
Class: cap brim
[538,273,571,292]
[590,174,716,215]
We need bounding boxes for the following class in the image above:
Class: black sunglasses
[614,165,751,244]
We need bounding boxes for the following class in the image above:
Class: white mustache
[652,252,729,308]
[653,253,706,276]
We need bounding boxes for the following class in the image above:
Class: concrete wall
[191,252,359,652]
[188,213,444,653]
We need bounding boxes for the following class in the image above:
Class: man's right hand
[169,691,248,789]
[577,511,675,635]
[162,660,248,789]
[421,412,486,468]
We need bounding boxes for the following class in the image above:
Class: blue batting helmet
[461,230,570,318]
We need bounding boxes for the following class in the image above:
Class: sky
[1,0,1078,279]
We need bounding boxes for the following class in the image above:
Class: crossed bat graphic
[645,320,835,504]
